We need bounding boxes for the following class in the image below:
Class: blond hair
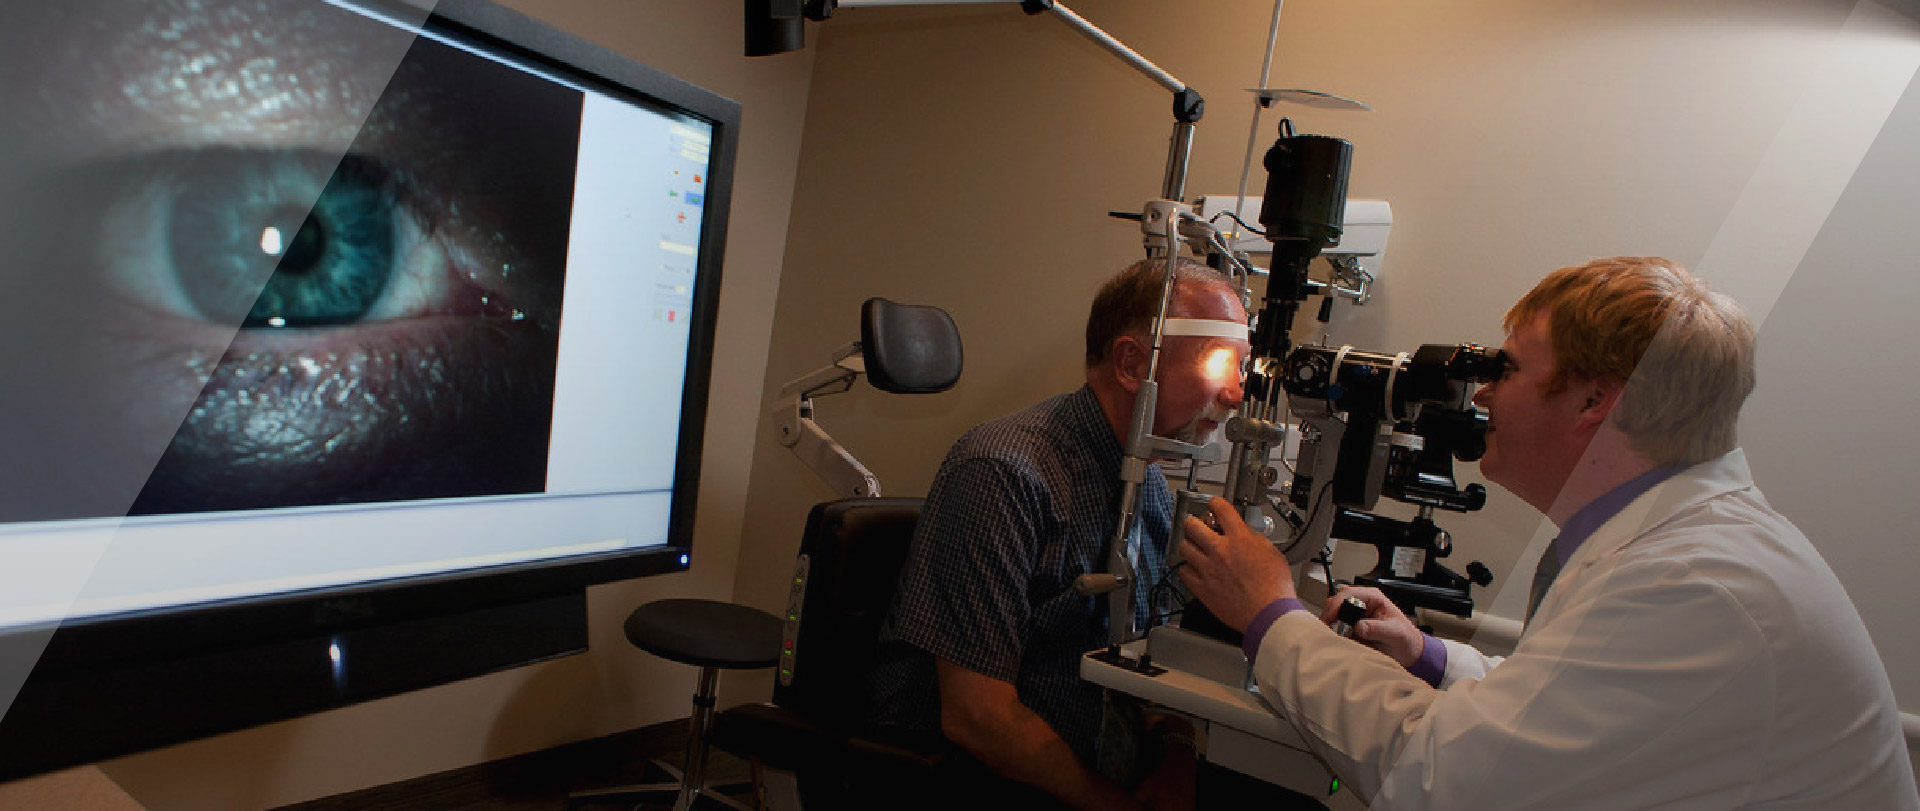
[1506,257,1755,466]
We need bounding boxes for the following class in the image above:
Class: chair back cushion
[774,497,922,722]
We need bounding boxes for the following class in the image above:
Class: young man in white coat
[1178,256,1918,809]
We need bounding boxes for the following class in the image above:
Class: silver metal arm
[829,0,1201,201]
[833,1,1188,94]
[1037,3,1202,200]
[773,344,883,498]
[1042,4,1183,95]
[1084,215,1232,648]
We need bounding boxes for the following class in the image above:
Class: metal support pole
[1164,120,1196,202]
[676,667,722,811]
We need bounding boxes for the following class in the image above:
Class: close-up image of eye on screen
[0,0,727,778]
[1,0,581,519]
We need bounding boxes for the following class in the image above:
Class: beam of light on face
[1203,345,1237,385]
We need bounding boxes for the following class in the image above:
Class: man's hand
[1177,497,1295,631]
[1131,716,1198,811]
[1321,585,1424,667]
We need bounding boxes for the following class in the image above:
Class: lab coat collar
[1550,464,1683,566]
[1552,448,1755,590]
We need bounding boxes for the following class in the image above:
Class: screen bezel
[0,0,739,780]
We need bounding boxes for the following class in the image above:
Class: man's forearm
[945,704,1138,810]
[936,660,1141,810]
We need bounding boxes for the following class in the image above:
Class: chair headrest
[860,298,962,394]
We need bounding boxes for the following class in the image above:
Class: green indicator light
[1329,777,1340,795]
[787,613,796,620]
[794,577,803,584]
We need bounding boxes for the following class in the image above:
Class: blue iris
[167,151,396,328]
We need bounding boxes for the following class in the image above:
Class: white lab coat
[1252,449,1917,809]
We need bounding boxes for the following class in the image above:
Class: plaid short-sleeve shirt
[868,385,1173,763]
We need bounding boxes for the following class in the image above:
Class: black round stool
[574,598,782,811]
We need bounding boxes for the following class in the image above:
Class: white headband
[1160,318,1249,341]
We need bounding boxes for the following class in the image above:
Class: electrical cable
[1281,482,1332,557]
[1209,210,1267,239]
[1279,426,1338,558]
[1147,559,1190,627]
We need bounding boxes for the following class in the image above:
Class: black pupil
[165,150,398,329]
[275,209,328,274]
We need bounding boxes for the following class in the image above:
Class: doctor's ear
[1577,377,1625,428]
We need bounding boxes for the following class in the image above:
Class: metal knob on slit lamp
[1329,596,1367,639]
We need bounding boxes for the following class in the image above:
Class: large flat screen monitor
[0,0,737,779]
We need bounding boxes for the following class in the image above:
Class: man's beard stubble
[1170,402,1236,446]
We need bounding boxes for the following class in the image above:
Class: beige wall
[34,2,814,808]
[730,0,1920,757]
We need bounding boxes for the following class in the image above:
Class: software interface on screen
[0,0,714,629]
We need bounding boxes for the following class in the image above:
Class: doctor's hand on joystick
[1177,497,1294,632]
[1320,585,1425,667]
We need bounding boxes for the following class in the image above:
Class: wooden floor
[275,718,754,811]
